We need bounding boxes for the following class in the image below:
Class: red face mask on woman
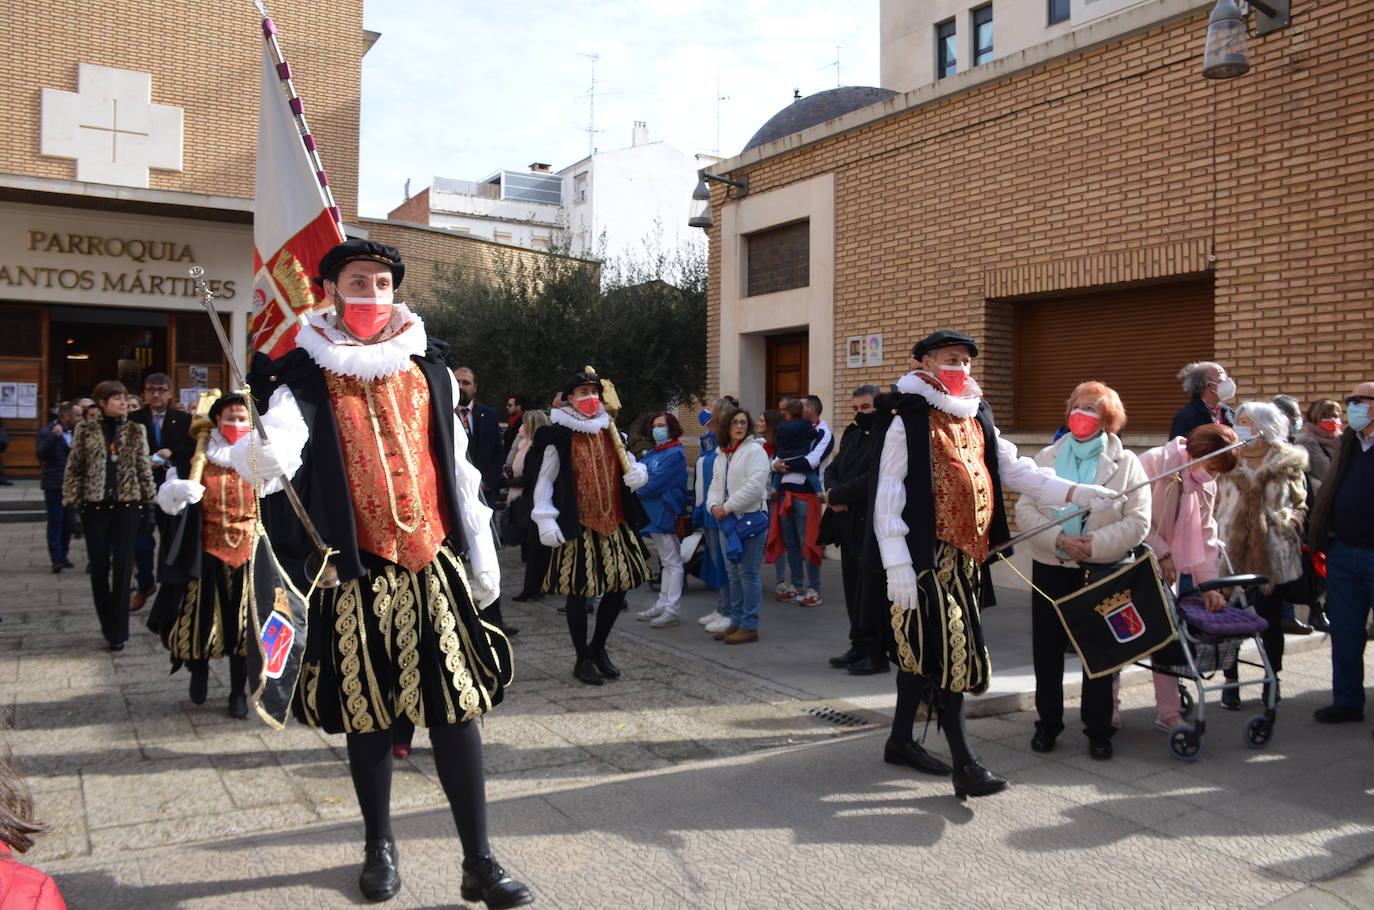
[1319,417,1343,435]
[220,422,251,445]
[1066,408,1101,440]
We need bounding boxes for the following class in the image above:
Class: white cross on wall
[41,63,184,189]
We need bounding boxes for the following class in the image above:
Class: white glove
[537,520,566,548]
[886,564,920,612]
[234,435,289,490]
[1069,482,1118,512]
[470,569,500,609]
[623,462,648,491]
[156,478,205,515]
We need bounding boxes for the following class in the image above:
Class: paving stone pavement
[3,516,1373,909]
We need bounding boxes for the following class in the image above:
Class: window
[935,20,957,79]
[531,235,551,251]
[745,221,809,297]
[573,172,589,205]
[1048,0,1070,25]
[492,231,513,244]
[972,5,994,66]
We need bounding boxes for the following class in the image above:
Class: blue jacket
[636,442,688,535]
[35,422,72,492]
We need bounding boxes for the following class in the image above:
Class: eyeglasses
[1347,396,1374,406]
[730,418,750,425]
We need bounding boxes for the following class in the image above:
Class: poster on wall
[189,366,210,386]
[179,388,210,411]
[866,334,884,366]
[0,383,15,419]
[16,383,38,419]
[846,336,864,368]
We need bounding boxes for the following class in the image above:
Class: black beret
[208,393,249,424]
[912,329,978,360]
[560,370,603,399]
[315,239,405,288]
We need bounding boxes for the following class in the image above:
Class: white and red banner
[250,31,344,359]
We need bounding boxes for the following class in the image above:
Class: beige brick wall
[2,0,363,219]
[708,2,1374,416]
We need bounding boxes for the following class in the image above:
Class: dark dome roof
[742,86,898,153]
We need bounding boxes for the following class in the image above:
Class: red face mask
[933,363,970,396]
[1066,409,1101,440]
[220,422,251,445]
[340,295,393,339]
[1319,418,1343,435]
[574,395,601,417]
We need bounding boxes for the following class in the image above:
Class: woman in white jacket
[1014,381,1150,761]
[706,407,771,644]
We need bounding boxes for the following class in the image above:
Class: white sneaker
[697,610,722,626]
[776,584,798,603]
[636,605,665,621]
[798,588,823,607]
[705,616,732,633]
[649,613,681,629]
[774,580,791,596]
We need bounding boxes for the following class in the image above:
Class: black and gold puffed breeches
[887,541,991,695]
[156,553,250,663]
[542,523,651,598]
[292,542,513,735]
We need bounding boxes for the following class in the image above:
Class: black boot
[1030,722,1062,754]
[358,837,401,902]
[883,739,952,775]
[952,761,1009,800]
[847,652,890,675]
[829,645,861,669]
[188,662,209,705]
[573,659,604,686]
[227,692,249,719]
[592,649,621,679]
[460,855,534,909]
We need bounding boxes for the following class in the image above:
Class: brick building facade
[700,0,1371,448]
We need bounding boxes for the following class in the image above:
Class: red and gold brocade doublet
[929,408,994,563]
[570,429,624,537]
[201,461,256,568]
[325,363,451,572]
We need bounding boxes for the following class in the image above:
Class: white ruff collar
[296,304,427,380]
[896,370,982,418]
[550,405,610,434]
[206,430,234,467]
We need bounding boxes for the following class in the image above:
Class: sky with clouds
[355,0,879,218]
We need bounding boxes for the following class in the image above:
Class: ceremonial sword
[988,436,1256,555]
[187,265,339,588]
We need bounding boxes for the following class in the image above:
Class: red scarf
[765,490,823,567]
[654,438,683,452]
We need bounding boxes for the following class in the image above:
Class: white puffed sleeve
[448,372,498,598]
[873,419,912,570]
[531,446,561,530]
[229,385,305,496]
[995,429,1074,505]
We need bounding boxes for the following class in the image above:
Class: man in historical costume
[526,370,650,686]
[869,330,1117,798]
[148,394,256,719]
[237,240,532,907]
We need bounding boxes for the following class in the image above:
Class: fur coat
[62,416,156,506]
[1214,442,1308,589]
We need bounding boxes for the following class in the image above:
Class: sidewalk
[3,522,1372,909]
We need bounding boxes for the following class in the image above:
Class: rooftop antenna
[715,75,730,155]
[576,52,620,157]
[818,46,842,87]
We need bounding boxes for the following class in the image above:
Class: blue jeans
[702,526,730,613]
[720,530,765,631]
[44,489,72,565]
[779,496,821,591]
[1326,539,1374,710]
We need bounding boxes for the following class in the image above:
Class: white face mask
[1214,376,1237,401]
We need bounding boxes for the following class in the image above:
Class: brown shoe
[723,628,758,645]
[129,588,154,612]
[713,625,739,641]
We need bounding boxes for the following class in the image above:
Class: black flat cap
[560,370,603,399]
[208,393,248,423]
[315,239,405,288]
[912,329,978,360]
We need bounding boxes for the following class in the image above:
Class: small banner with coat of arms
[243,527,310,729]
[1053,552,1177,679]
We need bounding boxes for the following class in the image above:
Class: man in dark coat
[503,394,527,456]
[1168,360,1236,440]
[454,367,505,494]
[36,401,80,573]
[822,384,887,675]
[129,372,194,609]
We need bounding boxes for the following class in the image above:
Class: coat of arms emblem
[1095,589,1145,643]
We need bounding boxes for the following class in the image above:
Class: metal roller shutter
[1011,277,1215,435]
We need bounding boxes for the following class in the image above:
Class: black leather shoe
[227,692,249,719]
[829,646,861,669]
[573,659,604,686]
[847,654,891,675]
[188,665,209,705]
[499,624,520,638]
[52,563,63,574]
[952,761,1009,800]
[1088,737,1113,760]
[511,592,542,603]
[884,740,952,776]
[460,855,534,909]
[1314,704,1365,724]
[1030,724,1061,754]
[358,838,401,902]
[108,641,125,652]
[1220,685,1241,710]
[592,649,621,679]
[61,559,76,569]
[1310,611,1330,633]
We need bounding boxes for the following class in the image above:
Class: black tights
[564,591,625,660]
[889,670,974,769]
[346,720,490,859]
[186,655,248,695]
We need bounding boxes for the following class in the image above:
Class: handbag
[674,513,694,539]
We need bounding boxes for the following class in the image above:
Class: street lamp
[688,170,749,230]
[1202,0,1292,80]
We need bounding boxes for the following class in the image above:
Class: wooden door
[766,332,809,408]
[169,313,230,408]
[0,305,49,477]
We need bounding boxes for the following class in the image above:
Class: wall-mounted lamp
[1202,0,1291,80]
[688,170,749,230]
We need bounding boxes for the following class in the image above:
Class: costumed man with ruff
[238,240,532,907]
[869,330,1117,798]
[149,393,257,719]
[526,370,651,686]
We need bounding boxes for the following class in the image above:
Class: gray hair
[1178,361,1222,396]
[1271,394,1301,423]
[852,384,881,399]
[1236,400,1288,445]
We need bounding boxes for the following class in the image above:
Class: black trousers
[82,502,140,645]
[1031,561,1116,740]
[1225,586,1286,678]
[520,532,550,597]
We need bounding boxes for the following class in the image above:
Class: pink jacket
[0,844,67,910]
[1138,437,1221,586]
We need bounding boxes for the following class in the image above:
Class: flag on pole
[250,7,345,359]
